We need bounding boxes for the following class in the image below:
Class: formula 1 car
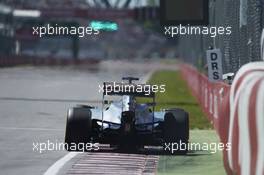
[65,77,189,154]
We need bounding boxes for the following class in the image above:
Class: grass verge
[148,70,225,175]
[158,130,226,175]
[147,70,212,129]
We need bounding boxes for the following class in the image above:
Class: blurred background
[0,0,263,75]
[0,0,181,66]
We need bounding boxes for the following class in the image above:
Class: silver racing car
[65,77,189,154]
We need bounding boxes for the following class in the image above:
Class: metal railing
[177,0,263,74]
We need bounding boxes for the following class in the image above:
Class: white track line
[140,71,154,84]
[43,152,81,175]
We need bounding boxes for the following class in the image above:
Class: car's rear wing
[103,82,155,97]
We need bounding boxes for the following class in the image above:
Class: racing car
[65,77,189,154]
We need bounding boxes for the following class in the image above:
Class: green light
[90,21,118,31]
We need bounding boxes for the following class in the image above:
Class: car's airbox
[121,111,135,133]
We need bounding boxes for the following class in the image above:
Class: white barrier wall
[228,62,264,175]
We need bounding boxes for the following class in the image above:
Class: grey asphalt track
[0,61,159,175]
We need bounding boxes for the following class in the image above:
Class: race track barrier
[180,62,264,175]
[0,55,100,67]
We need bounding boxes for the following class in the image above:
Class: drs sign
[206,49,223,82]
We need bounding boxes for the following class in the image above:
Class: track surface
[0,61,225,175]
[0,61,171,175]
[67,153,159,175]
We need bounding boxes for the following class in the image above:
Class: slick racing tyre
[163,108,189,155]
[65,107,92,151]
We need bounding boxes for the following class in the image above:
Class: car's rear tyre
[163,108,189,155]
[65,107,92,151]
